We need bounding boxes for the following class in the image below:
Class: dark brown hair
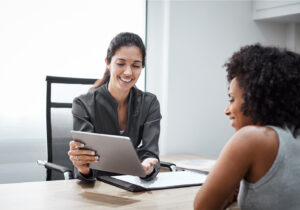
[93,32,146,88]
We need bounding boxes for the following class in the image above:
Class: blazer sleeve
[72,97,97,182]
[137,96,162,180]
[72,97,94,132]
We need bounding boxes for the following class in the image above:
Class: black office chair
[38,76,97,180]
[38,75,176,181]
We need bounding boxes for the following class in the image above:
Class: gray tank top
[238,126,300,210]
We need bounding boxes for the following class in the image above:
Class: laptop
[71,131,146,177]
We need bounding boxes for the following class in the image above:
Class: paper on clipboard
[110,170,207,190]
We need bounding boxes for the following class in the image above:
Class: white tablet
[71,131,146,177]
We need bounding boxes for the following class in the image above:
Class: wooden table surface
[0,179,200,210]
[0,154,239,210]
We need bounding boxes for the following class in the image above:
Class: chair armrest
[37,160,74,179]
[160,161,177,172]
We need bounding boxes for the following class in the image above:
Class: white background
[0,0,146,141]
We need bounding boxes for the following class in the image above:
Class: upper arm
[194,127,260,210]
[72,97,94,132]
[137,96,162,159]
[144,96,162,124]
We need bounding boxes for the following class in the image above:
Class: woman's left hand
[141,158,158,175]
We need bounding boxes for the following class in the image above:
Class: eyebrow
[116,58,142,63]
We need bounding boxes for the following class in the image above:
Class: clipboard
[97,170,207,192]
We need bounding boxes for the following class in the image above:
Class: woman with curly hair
[194,44,300,210]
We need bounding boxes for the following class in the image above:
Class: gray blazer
[72,83,162,181]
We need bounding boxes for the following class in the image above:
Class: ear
[105,58,110,70]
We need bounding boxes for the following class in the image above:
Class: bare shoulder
[230,125,278,149]
[226,125,279,181]
[222,125,279,166]
[193,126,279,209]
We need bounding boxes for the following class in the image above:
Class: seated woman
[68,32,161,181]
[194,44,300,210]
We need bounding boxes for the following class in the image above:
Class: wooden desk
[161,154,216,171]
[0,154,239,210]
[161,154,214,162]
[0,179,200,210]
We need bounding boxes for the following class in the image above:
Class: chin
[117,82,130,89]
[231,123,238,131]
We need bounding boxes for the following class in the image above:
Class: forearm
[74,167,96,182]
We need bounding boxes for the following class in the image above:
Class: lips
[119,77,133,83]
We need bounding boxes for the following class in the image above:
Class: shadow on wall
[0,139,47,184]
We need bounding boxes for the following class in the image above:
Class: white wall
[146,0,289,158]
[0,0,145,142]
[146,0,170,154]
[0,0,146,183]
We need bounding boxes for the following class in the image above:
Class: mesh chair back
[46,76,97,180]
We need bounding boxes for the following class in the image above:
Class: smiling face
[224,78,253,131]
[107,46,142,95]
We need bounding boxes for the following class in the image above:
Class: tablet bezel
[71,130,146,177]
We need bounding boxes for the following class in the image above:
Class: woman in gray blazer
[68,32,161,182]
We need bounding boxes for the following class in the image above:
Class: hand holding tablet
[71,131,152,177]
[68,140,99,175]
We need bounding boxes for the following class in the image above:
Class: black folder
[97,170,207,192]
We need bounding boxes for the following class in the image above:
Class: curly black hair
[224,44,300,129]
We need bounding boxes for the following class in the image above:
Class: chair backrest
[46,76,97,180]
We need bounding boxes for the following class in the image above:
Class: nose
[124,65,132,76]
[224,104,230,116]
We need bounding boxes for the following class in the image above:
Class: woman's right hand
[68,140,99,175]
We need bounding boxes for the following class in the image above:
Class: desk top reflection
[0,179,200,210]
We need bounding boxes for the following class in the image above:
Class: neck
[108,82,130,105]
